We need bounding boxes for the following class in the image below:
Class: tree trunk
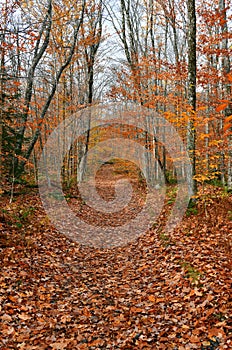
[77,0,103,182]
[219,0,231,189]
[187,0,197,198]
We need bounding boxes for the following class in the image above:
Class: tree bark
[187,0,197,198]
[78,0,103,182]
[13,0,52,176]
[219,0,231,189]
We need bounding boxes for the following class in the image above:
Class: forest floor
[0,162,231,349]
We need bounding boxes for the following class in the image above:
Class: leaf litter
[0,163,231,349]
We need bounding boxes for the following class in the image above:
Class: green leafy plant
[186,207,198,216]
[186,200,198,216]
[213,312,226,321]
[165,170,177,184]
[158,232,171,247]
[1,206,35,228]
[181,261,201,284]
[166,186,177,205]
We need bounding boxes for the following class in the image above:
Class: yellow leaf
[148,295,156,302]
[182,325,190,330]
[202,341,211,347]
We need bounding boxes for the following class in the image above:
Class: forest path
[0,164,231,349]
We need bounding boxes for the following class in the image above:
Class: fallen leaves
[1,313,12,322]
[52,340,71,349]
[189,334,200,343]
[18,313,31,321]
[148,295,156,302]
[0,183,231,348]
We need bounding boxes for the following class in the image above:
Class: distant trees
[0,0,23,181]
[14,0,87,178]
[0,0,108,187]
[0,0,231,195]
[108,0,231,190]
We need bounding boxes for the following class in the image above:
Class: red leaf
[216,102,229,112]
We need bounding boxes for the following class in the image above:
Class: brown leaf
[189,335,200,343]
[52,340,70,350]
[8,295,18,303]
[208,327,222,337]
[18,313,31,321]
[1,314,12,322]
[130,306,144,313]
